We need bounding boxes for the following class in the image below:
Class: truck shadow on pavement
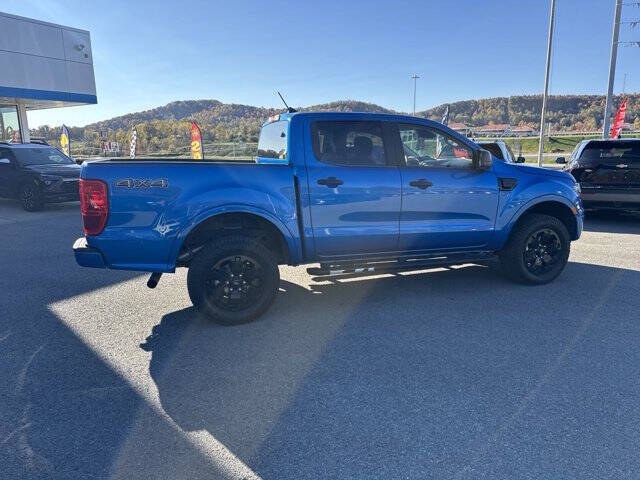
[143,260,640,479]
[0,210,228,480]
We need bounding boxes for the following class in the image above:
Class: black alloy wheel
[204,255,266,312]
[187,235,280,325]
[523,228,563,275]
[498,213,570,285]
[19,183,44,212]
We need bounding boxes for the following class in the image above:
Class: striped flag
[441,104,449,126]
[130,126,137,158]
[436,105,450,156]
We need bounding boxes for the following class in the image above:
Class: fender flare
[167,204,300,267]
[497,194,577,248]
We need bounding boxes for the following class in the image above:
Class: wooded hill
[420,94,639,131]
[30,94,639,155]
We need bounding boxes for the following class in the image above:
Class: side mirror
[0,158,10,164]
[475,149,493,169]
[555,157,566,164]
[516,156,526,163]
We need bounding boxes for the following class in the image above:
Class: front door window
[399,124,473,169]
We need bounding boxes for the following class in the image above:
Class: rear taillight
[79,179,108,236]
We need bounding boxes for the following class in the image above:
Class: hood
[504,162,573,180]
[23,163,81,179]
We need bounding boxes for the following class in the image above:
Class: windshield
[13,147,74,166]
[570,141,586,161]
[479,143,504,160]
[504,143,515,162]
[578,141,640,166]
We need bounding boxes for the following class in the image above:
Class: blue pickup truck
[74,112,583,324]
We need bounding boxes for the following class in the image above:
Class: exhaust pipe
[147,272,162,289]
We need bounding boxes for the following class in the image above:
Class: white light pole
[603,0,623,138]
[538,0,556,167]
[411,74,420,115]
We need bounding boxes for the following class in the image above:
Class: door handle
[409,179,433,189]
[317,176,343,188]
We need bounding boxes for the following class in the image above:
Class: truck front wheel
[187,235,280,325]
[498,213,570,285]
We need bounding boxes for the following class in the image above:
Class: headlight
[40,175,62,186]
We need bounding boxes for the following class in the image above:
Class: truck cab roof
[265,111,449,126]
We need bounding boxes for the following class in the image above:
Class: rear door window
[257,120,288,160]
[311,121,388,166]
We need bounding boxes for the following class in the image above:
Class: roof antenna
[277,91,297,113]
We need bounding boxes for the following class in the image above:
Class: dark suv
[0,143,81,211]
[558,139,640,212]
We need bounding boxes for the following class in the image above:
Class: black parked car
[0,142,81,211]
[558,138,640,212]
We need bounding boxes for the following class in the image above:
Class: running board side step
[307,252,496,277]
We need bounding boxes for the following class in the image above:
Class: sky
[4,0,640,128]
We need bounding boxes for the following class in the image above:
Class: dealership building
[0,11,96,143]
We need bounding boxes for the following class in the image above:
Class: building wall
[0,12,96,106]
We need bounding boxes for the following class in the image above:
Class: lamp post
[603,0,623,138]
[411,74,420,115]
[538,0,556,167]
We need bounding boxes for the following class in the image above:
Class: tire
[498,213,570,285]
[19,182,44,212]
[187,235,280,325]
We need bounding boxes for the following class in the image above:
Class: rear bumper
[73,237,107,268]
[581,186,640,211]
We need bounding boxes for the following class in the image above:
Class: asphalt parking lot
[1,199,639,480]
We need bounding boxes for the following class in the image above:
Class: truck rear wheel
[187,235,280,325]
[498,213,570,285]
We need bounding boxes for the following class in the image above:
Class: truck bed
[81,160,301,271]
[86,157,257,163]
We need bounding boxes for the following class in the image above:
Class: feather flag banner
[610,97,627,139]
[60,125,70,157]
[190,122,203,159]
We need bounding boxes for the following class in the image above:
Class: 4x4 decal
[115,178,168,188]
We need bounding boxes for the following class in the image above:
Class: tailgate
[579,165,640,188]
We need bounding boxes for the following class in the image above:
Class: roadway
[1,199,639,479]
